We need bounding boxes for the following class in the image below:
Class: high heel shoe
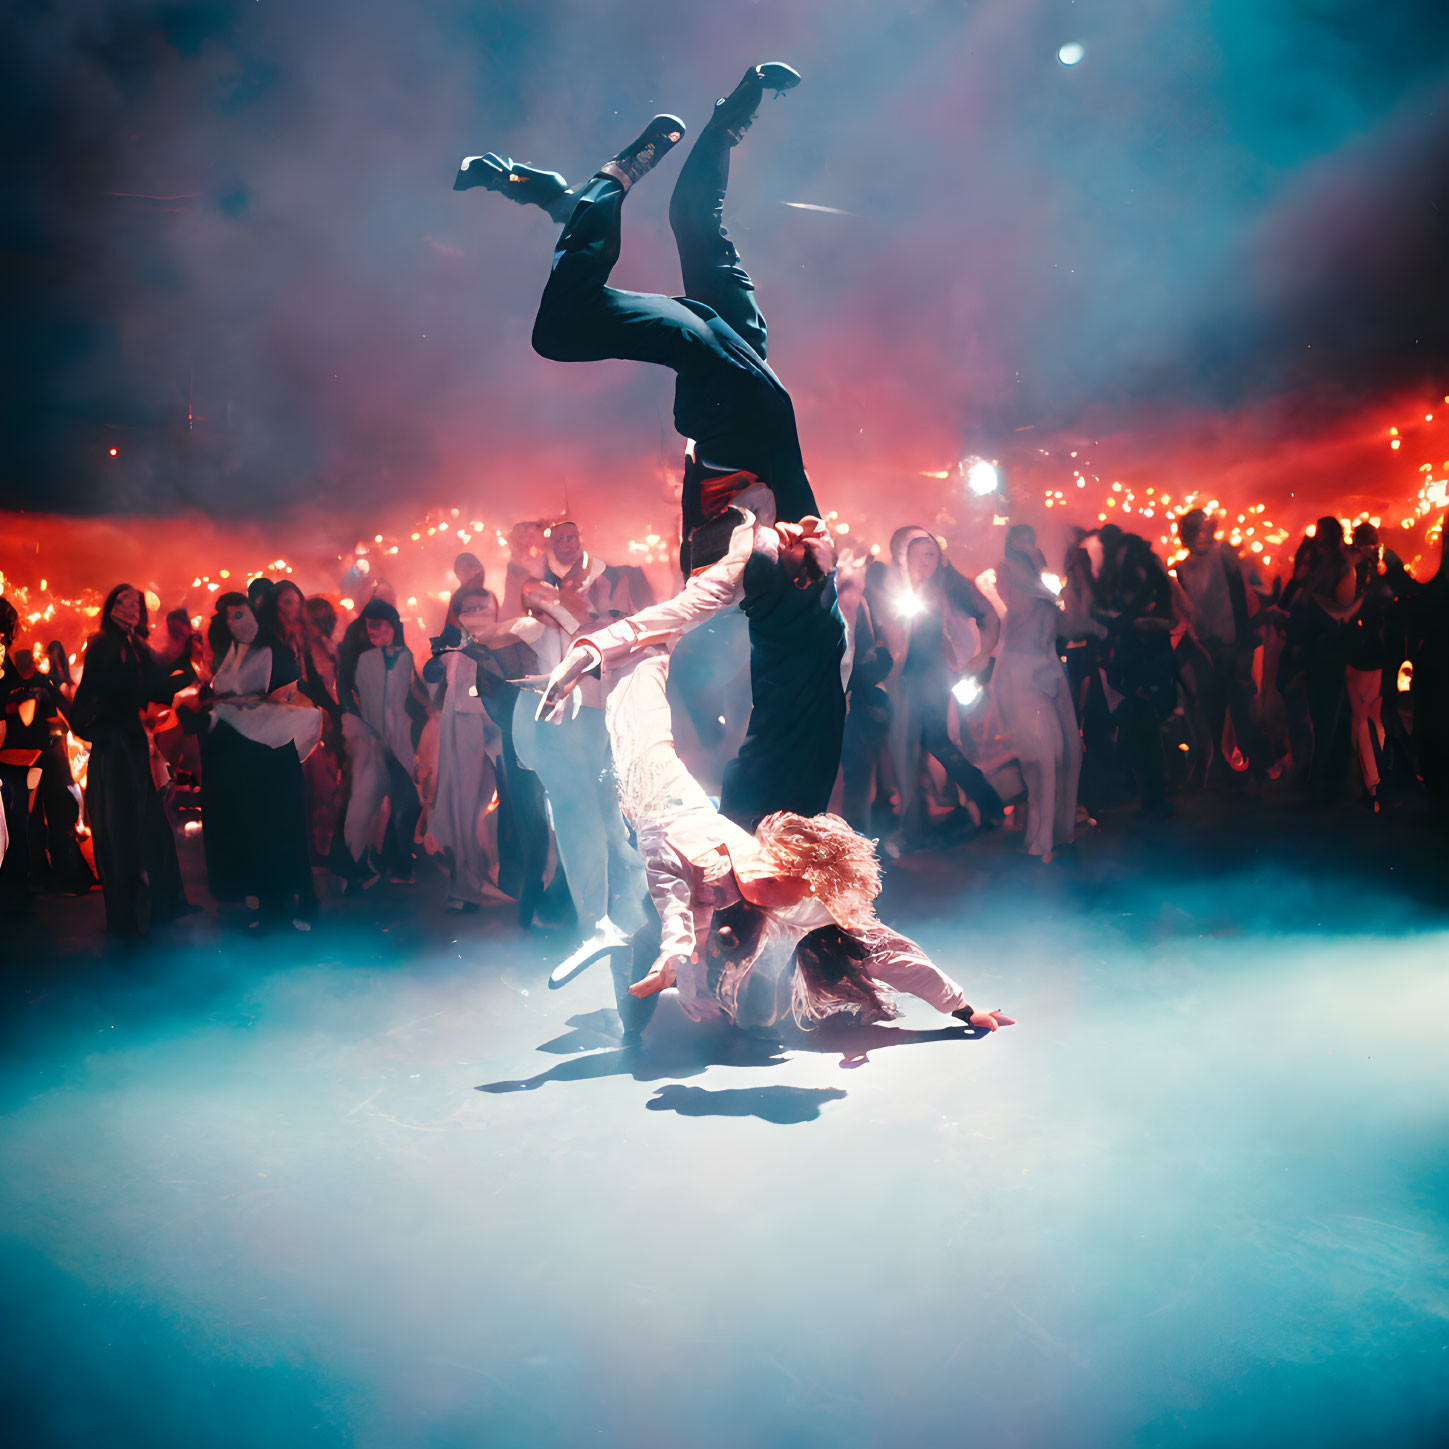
[709,62,802,143]
[454,154,575,220]
[596,114,686,192]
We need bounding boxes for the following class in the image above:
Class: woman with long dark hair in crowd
[268,582,308,672]
[68,584,195,937]
[994,525,1081,860]
[336,597,428,889]
[267,580,349,859]
[425,580,529,911]
[880,526,1004,847]
[427,580,503,911]
[187,583,321,927]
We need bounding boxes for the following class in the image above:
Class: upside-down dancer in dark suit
[455,65,848,1038]
[456,63,818,555]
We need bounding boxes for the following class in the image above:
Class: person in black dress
[68,585,195,937]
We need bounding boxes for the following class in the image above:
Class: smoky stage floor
[2,795,1447,1449]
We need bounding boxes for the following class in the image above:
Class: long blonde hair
[754,811,882,929]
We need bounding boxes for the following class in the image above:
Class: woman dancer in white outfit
[601,651,1012,1033]
[993,525,1082,862]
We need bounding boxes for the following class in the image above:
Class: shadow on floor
[644,1083,848,1124]
[476,1008,993,1100]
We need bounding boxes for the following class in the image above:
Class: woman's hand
[972,1008,1014,1031]
[955,1006,1015,1031]
[534,646,593,723]
[628,953,683,998]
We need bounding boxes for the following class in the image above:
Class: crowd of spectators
[2,504,1445,943]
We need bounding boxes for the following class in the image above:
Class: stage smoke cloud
[2,0,1447,525]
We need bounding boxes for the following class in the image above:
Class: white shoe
[548,917,631,990]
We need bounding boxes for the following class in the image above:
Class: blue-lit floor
[3,802,1447,1448]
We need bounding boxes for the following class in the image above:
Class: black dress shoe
[710,62,802,141]
[454,154,574,219]
[596,114,686,191]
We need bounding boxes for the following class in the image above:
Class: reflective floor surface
[2,798,1447,1447]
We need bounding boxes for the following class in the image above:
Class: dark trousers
[1414,667,1449,816]
[1180,638,1268,782]
[531,122,818,531]
[908,672,1004,824]
[667,111,769,358]
[0,766,32,912]
[1065,640,1116,810]
[1305,643,1352,803]
[495,735,551,918]
[1115,696,1168,812]
[85,738,188,936]
[841,698,891,833]
[378,754,422,878]
[28,746,95,889]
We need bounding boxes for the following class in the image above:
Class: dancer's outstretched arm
[858,924,1015,1029]
[536,512,757,722]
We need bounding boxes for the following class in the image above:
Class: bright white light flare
[966,458,999,496]
[952,675,983,708]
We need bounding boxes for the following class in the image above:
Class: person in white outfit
[993,525,1082,862]
[425,581,510,911]
[601,651,1013,1037]
[509,579,648,970]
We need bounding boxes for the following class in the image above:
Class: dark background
[4,0,1448,521]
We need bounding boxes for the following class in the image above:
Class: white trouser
[993,650,1082,857]
[513,700,647,936]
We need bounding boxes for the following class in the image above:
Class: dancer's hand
[629,953,682,998]
[535,647,592,723]
[968,1008,1014,1032]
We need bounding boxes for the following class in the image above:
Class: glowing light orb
[952,676,984,708]
[1057,42,1086,66]
[965,458,999,496]
[1041,572,1064,596]
[896,592,926,620]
